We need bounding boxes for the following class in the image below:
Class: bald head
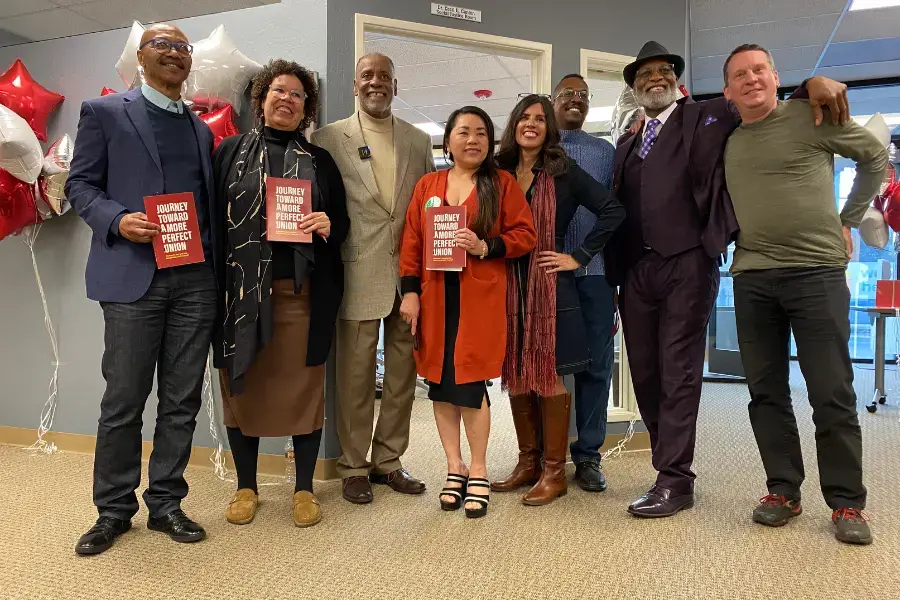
[137,23,192,99]
[354,53,397,119]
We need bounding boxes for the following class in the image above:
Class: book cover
[144,192,205,269]
[266,177,313,243]
[425,205,466,271]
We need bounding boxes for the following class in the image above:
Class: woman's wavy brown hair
[250,59,318,131]
[496,94,569,177]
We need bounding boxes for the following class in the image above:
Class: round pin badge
[424,196,442,209]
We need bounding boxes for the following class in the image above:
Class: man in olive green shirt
[723,44,888,546]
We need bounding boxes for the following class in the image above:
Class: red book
[425,205,466,271]
[144,192,205,269]
[266,177,312,243]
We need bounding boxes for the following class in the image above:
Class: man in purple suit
[605,41,850,518]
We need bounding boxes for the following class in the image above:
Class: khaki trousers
[335,295,417,478]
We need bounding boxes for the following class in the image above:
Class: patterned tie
[638,118,661,159]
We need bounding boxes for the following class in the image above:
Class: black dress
[427,201,491,410]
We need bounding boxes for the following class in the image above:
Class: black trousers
[620,248,719,494]
[94,264,217,520]
[733,266,866,509]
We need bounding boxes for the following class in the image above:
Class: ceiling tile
[692,14,838,57]
[690,0,846,31]
[816,59,900,82]
[821,38,900,68]
[397,54,519,90]
[0,0,58,18]
[693,45,824,81]
[1,8,106,40]
[365,36,487,66]
[68,0,174,26]
[399,76,529,108]
[833,7,900,41]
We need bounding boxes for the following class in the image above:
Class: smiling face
[553,76,590,130]
[353,54,397,119]
[263,74,306,131]
[137,25,191,91]
[446,112,489,170]
[723,49,779,118]
[632,58,679,112]
[516,102,548,151]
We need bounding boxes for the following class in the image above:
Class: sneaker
[574,460,607,492]
[752,494,802,527]
[832,508,873,545]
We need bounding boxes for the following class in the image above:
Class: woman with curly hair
[212,59,349,528]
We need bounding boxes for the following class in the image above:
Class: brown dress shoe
[492,393,543,492]
[370,468,426,494]
[292,491,322,527]
[522,392,571,506]
[342,476,373,504]
[225,488,259,525]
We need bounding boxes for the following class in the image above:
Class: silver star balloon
[115,21,146,89]
[183,25,262,116]
[610,85,642,143]
[0,104,43,184]
[37,134,73,216]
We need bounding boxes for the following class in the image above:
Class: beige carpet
[1,365,898,600]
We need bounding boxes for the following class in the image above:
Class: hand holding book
[454,227,486,256]
[300,212,331,239]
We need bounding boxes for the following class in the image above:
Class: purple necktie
[638,118,661,159]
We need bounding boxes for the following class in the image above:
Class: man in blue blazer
[66,24,219,555]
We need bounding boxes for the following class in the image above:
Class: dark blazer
[211,133,349,367]
[66,87,217,303]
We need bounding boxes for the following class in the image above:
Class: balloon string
[203,354,233,482]
[21,223,60,455]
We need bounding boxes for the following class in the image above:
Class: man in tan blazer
[311,53,435,504]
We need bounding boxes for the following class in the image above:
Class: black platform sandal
[440,474,468,511]
[464,478,491,519]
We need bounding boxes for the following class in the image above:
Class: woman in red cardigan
[399,106,536,518]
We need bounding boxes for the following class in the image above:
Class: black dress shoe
[147,509,206,543]
[627,485,694,518]
[574,460,608,492]
[75,517,131,556]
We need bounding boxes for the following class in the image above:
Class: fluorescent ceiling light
[585,106,614,123]
[850,0,900,10]
[414,122,444,136]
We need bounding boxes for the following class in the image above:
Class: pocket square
[704,114,718,126]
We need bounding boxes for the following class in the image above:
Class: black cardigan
[211,132,350,368]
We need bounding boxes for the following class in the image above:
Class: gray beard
[634,86,680,112]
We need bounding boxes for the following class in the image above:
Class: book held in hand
[144,192,205,269]
[266,177,312,243]
[425,205,466,271]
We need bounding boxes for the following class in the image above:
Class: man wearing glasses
[67,24,218,555]
[549,75,617,493]
[605,41,850,518]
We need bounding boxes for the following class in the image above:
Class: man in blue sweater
[553,74,617,492]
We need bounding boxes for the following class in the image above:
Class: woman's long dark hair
[496,94,569,177]
[442,106,500,239]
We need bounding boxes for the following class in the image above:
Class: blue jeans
[570,275,616,463]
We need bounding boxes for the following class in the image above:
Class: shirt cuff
[400,276,421,296]
[109,212,126,239]
[571,247,592,267]
[484,237,506,259]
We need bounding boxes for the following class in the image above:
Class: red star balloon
[0,167,41,241]
[0,59,64,142]
[197,104,239,150]
[100,87,118,96]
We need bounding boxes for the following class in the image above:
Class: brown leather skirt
[220,279,325,437]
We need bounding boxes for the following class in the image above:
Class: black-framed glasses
[635,64,675,81]
[553,88,592,102]
[139,37,194,56]
[517,92,552,100]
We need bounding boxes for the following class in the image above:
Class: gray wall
[325,0,686,120]
[0,0,327,455]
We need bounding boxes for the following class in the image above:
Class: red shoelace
[759,494,793,506]
[833,508,868,523]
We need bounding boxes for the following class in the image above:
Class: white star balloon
[183,25,262,115]
[0,104,43,184]
[115,21,146,89]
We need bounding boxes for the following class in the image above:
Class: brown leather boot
[522,392,571,506]
[491,393,542,492]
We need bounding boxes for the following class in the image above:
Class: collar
[645,100,678,132]
[358,109,393,133]
[141,84,184,114]
[559,128,585,142]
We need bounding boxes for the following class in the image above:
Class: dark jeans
[570,275,615,463]
[733,266,866,509]
[94,264,217,520]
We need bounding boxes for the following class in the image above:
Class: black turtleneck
[265,126,300,280]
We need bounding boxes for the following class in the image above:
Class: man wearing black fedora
[605,40,849,518]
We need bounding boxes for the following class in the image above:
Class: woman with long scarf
[212,60,349,528]
[493,94,625,505]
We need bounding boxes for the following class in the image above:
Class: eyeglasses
[517,93,552,100]
[269,87,307,103]
[139,37,194,56]
[553,88,592,102]
[635,64,675,81]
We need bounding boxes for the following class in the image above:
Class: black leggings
[226,427,323,493]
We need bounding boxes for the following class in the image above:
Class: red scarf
[502,171,557,397]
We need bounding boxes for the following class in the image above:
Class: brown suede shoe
[342,476,373,504]
[292,491,322,527]
[225,489,259,525]
[370,468,426,494]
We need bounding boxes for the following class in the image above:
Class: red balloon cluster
[100,86,118,97]
[197,104,238,150]
[0,169,40,240]
[0,59,64,142]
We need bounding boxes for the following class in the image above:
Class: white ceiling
[690,0,900,95]
[0,0,278,46]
